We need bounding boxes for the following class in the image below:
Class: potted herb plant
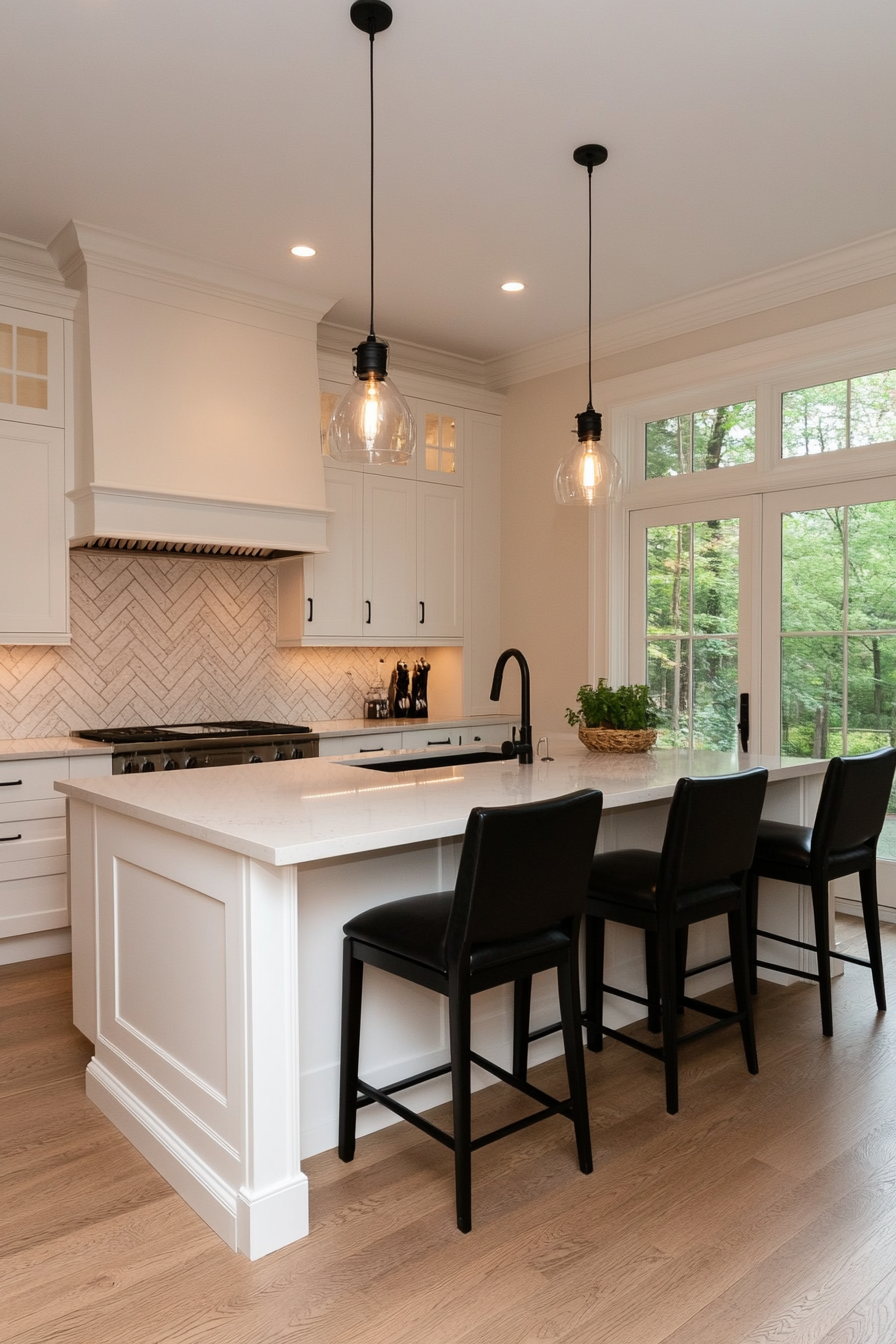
[566,680,660,753]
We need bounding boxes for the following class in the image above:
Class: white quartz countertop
[56,741,826,867]
[0,737,113,761]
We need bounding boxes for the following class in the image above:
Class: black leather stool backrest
[811,748,896,865]
[657,769,769,899]
[447,789,603,958]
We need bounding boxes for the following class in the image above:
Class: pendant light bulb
[328,1,416,467]
[555,144,621,507]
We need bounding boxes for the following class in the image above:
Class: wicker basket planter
[578,726,658,754]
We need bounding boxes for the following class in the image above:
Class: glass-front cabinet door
[0,304,65,428]
[629,496,759,752]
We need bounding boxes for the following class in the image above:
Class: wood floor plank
[1,921,895,1344]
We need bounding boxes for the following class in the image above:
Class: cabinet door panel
[307,469,364,638]
[417,482,463,639]
[0,422,67,640]
[363,475,416,638]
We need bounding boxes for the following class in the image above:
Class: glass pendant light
[328,1,416,467]
[554,145,621,505]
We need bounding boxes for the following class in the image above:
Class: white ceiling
[2,0,895,362]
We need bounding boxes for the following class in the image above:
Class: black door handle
[360,746,384,752]
[307,597,313,622]
[419,601,425,624]
[737,692,750,751]
[0,779,23,787]
[0,833,22,842]
[365,600,372,625]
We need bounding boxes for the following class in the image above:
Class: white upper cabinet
[0,289,72,645]
[363,474,418,639]
[0,422,68,641]
[0,305,65,429]
[416,401,464,485]
[417,481,463,640]
[304,468,363,639]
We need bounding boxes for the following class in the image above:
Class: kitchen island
[59,744,827,1258]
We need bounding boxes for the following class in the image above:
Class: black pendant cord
[586,163,593,413]
[368,29,376,340]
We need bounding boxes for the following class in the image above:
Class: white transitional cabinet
[363,473,418,639]
[279,396,467,648]
[0,283,76,645]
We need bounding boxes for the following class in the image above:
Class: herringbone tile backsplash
[0,553,419,738]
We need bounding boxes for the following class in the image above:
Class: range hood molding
[47,221,338,556]
[68,482,330,558]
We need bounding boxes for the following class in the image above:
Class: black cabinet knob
[140,760,156,772]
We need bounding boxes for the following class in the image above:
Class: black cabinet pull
[419,601,425,624]
[365,600,372,625]
[0,834,22,842]
[0,779,22,787]
[307,597,313,622]
[359,746,384,753]
[428,738,451,745]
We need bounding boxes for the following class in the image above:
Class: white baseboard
[0,927,72,965]
[836,897,896,925]
[86,1060,309,1259]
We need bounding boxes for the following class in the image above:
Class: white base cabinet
[0,753,111,943]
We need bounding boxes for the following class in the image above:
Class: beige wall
[500,363,592,738]
[500,272,896,739]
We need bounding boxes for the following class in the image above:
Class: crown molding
[0,232,80,315]
[485,227,896,389]
[47,221,337,326]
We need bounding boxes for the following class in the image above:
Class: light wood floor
[3,918,896,1344]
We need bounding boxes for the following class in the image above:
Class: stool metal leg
[512,977,532,1081]
[585,915,606,1053]
[811,877,835,1037]
[338,939,364,1162]
[659,925,679,1115]
[728,906,758,1075]
[859,865,887,1011]
[644,930,661,1033]
[557,954,593,1174]
[746,871,760,995]
[448,976,473,1233]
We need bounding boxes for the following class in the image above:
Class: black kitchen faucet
[489,648,533,765]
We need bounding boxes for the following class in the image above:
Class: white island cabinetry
[60,747,827,1260]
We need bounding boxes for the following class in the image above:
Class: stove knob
[274,750,285,761]
[185,756,199,769]
[291,746,302,759]
[122,760,136,774]
[140,760,156,772]
[164,758,178,770]
[249,753,262,764]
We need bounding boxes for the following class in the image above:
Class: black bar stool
[338,788,603,1233]
[583,768,768,1115]
[747,747,896,1036]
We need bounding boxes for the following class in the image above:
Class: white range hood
[48,222,336,557]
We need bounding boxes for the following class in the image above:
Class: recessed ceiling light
[291,245,316,257]
[501,281,525,292]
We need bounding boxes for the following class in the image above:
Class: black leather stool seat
[747,747,896,1036]
[345,892,572,977]
[338,788,604,1233]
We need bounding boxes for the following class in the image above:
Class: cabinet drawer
[0,815,67,865]
[0,757,69,801]
[0,796,65,824]
[0,869,69,938]
[321,732,405,757]
[401,728,463,749]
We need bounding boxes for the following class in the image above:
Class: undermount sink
[341,749,506,774]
